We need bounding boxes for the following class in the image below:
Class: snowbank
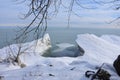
[0,34,120,80]
[0,33,51,70]
[76,34,120,79]
[76,34,120,64]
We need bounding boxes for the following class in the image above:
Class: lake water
[0,27,120,49]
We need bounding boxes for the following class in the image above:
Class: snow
[0,33,51,70]
[101,35,120,47]
[0,33,120,80]
[76,34,120,64]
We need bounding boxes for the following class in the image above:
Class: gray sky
[0,0,120,28]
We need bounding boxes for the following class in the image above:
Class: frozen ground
[0,33,120,80]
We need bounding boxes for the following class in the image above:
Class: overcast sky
[0,0,120,28]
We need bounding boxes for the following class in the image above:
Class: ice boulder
[32,33,51,55]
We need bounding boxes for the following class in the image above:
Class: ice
[51,43,82,57]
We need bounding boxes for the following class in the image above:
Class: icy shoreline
[0,33,120,80]
[0,33,51,71]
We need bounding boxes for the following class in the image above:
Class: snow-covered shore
[0,33,120,80]
[0,33,51,71]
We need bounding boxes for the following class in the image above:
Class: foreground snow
[0,34,120,80]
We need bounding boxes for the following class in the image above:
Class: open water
[0,27,120,49]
